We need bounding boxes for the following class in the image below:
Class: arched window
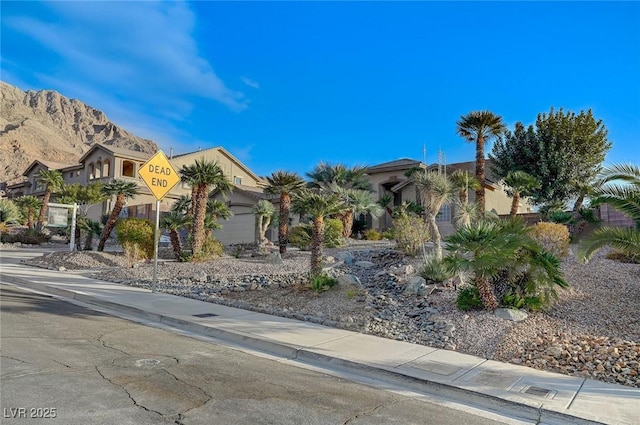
[88,163,95,180]
[122,160,135,177]
[436,204,451,223]
[103,159,111,178]
[95,161,102,178]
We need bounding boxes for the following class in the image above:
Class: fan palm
[292,189,347,277]
[412,170,453,259]
[205,199,232,237]
[15,196,41,229]
[179,158,232,255]
[80,217,102,251]
[328,184,383,237]
[503,171,540,217]
[161,211,190,260]
[35,169,64,231]
[265,171,306,254]
[456,111,506,212]
[306,162,371,191]
[579,163,640,262]
[378,194,394,216]
[449,169,481,204]
[97,180,139,251]
[171,195,192,214]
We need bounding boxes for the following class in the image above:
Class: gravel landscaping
[17,240,640,388]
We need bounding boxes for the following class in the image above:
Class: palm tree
[333,187,384,237]
[503,171,540,217]
[412,170,453,259]
[449,169,481,204]
[265,171,306,255]
[445,219,567,310]
[172,194,192,214]
[97,180,139,251]
[253,200,276,246]
[306,162,371,191]
[292,189,347,277]
[161,211,190,260]
[81,218,102,251]
[452,200,481,229]
[378,194,394,217]
[204,199,232,237]
[456,111,506,212]
[35,169,64,231]
[579,163,640,262]
[15,196,41,229]
[179,158,232,255]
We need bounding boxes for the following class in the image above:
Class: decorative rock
[494,308,528,322]
[193,270,208,283]
[337,274,362,287]
[404,276,426,295]
[355,261,374,268]
[547,344,564,358]
[335,251,354,264]
[57,266,66,272]
[265,252,284,265]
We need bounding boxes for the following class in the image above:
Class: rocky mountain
[0,81,158,186]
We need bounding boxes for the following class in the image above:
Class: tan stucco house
[365,158,533,236]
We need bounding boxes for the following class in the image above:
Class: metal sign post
[48,202,78,252]
[137,151,181,293]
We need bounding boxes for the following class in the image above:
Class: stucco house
[365,158,533,236]
[6,144,270,245]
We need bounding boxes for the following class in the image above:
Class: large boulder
[495,308,528,322]
[404,276,426,295]
[337,274,362,287]
[354,260,374,269]
[335,251,354,264]
[265,252,284,265]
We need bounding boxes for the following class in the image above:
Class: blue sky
[2,1,639,178]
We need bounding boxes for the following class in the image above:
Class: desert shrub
[605,249,640,264]
[549,211,576,225]
[289,220,344,250]
[309,273,338,292]
[500,289,544,311]
[190,237,225,262]
[381,229,394,240]
[1,229,51,245]
[392,215,430,256]
[324,218,344,248]
[0,199,21,224]
[363,228,382,241]
[420,255,454,283]
[116,218,154,263]
[578,207,600,224]
[530,222,570,259]
[456,286,483,311]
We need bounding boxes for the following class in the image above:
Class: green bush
[392,215,430,256]
[420,255,454,283]
[530,222,570,259]
[501,289,544,311]
[363,228,382,241]
[289,220,344,250]
[456,286,483,311]
[309,273,338,292]
[381,229,394,240]
[0,199,21,224]
[190,237,225,262]
[549,211,576,225]
[115,218,155,261]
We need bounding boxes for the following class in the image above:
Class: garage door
[213,212,256,245]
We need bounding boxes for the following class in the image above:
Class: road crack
[94,365,164,418]
[162,369,214,423]
[1,355,30,364]
[342,398,409,425]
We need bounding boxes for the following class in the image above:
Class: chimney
[169,147,173,159]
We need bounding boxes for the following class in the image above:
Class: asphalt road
[0,284,516,425]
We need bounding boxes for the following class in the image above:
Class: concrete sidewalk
[1,252,638,425]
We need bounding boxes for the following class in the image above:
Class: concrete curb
[2,275,606,425]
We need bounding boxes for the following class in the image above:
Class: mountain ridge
[0,81,158,187]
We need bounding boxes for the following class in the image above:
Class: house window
[233,176,242,185]
[69,172,73,178]
[95,161,102,178]
[88,163,95,180]
[122,160,135,177]
[103,159,111,178]
[436,204,451,223]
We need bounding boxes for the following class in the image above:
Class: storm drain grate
[524,386,553,397]
[192,313,219,318]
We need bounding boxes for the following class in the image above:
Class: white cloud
[241,77,260,89]
[4,1,249,113]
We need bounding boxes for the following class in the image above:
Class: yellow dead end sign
[138,150,181,200]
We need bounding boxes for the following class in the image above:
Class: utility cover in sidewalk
[522,385,556,399]
[192,313,219,318]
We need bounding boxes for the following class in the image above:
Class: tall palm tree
[412,170,453,259]
[161,211,190,260]
[503,171,540,217]
[456,111,506,212]
[449,169,481,204]
[35,169,64,231]
[15,196,41,229]
[253,200,276,246]
[579,163,640,262]
[97,180,139,251]
[265,171,306,254]
[292,189,347,277]
[180,158,232,255]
